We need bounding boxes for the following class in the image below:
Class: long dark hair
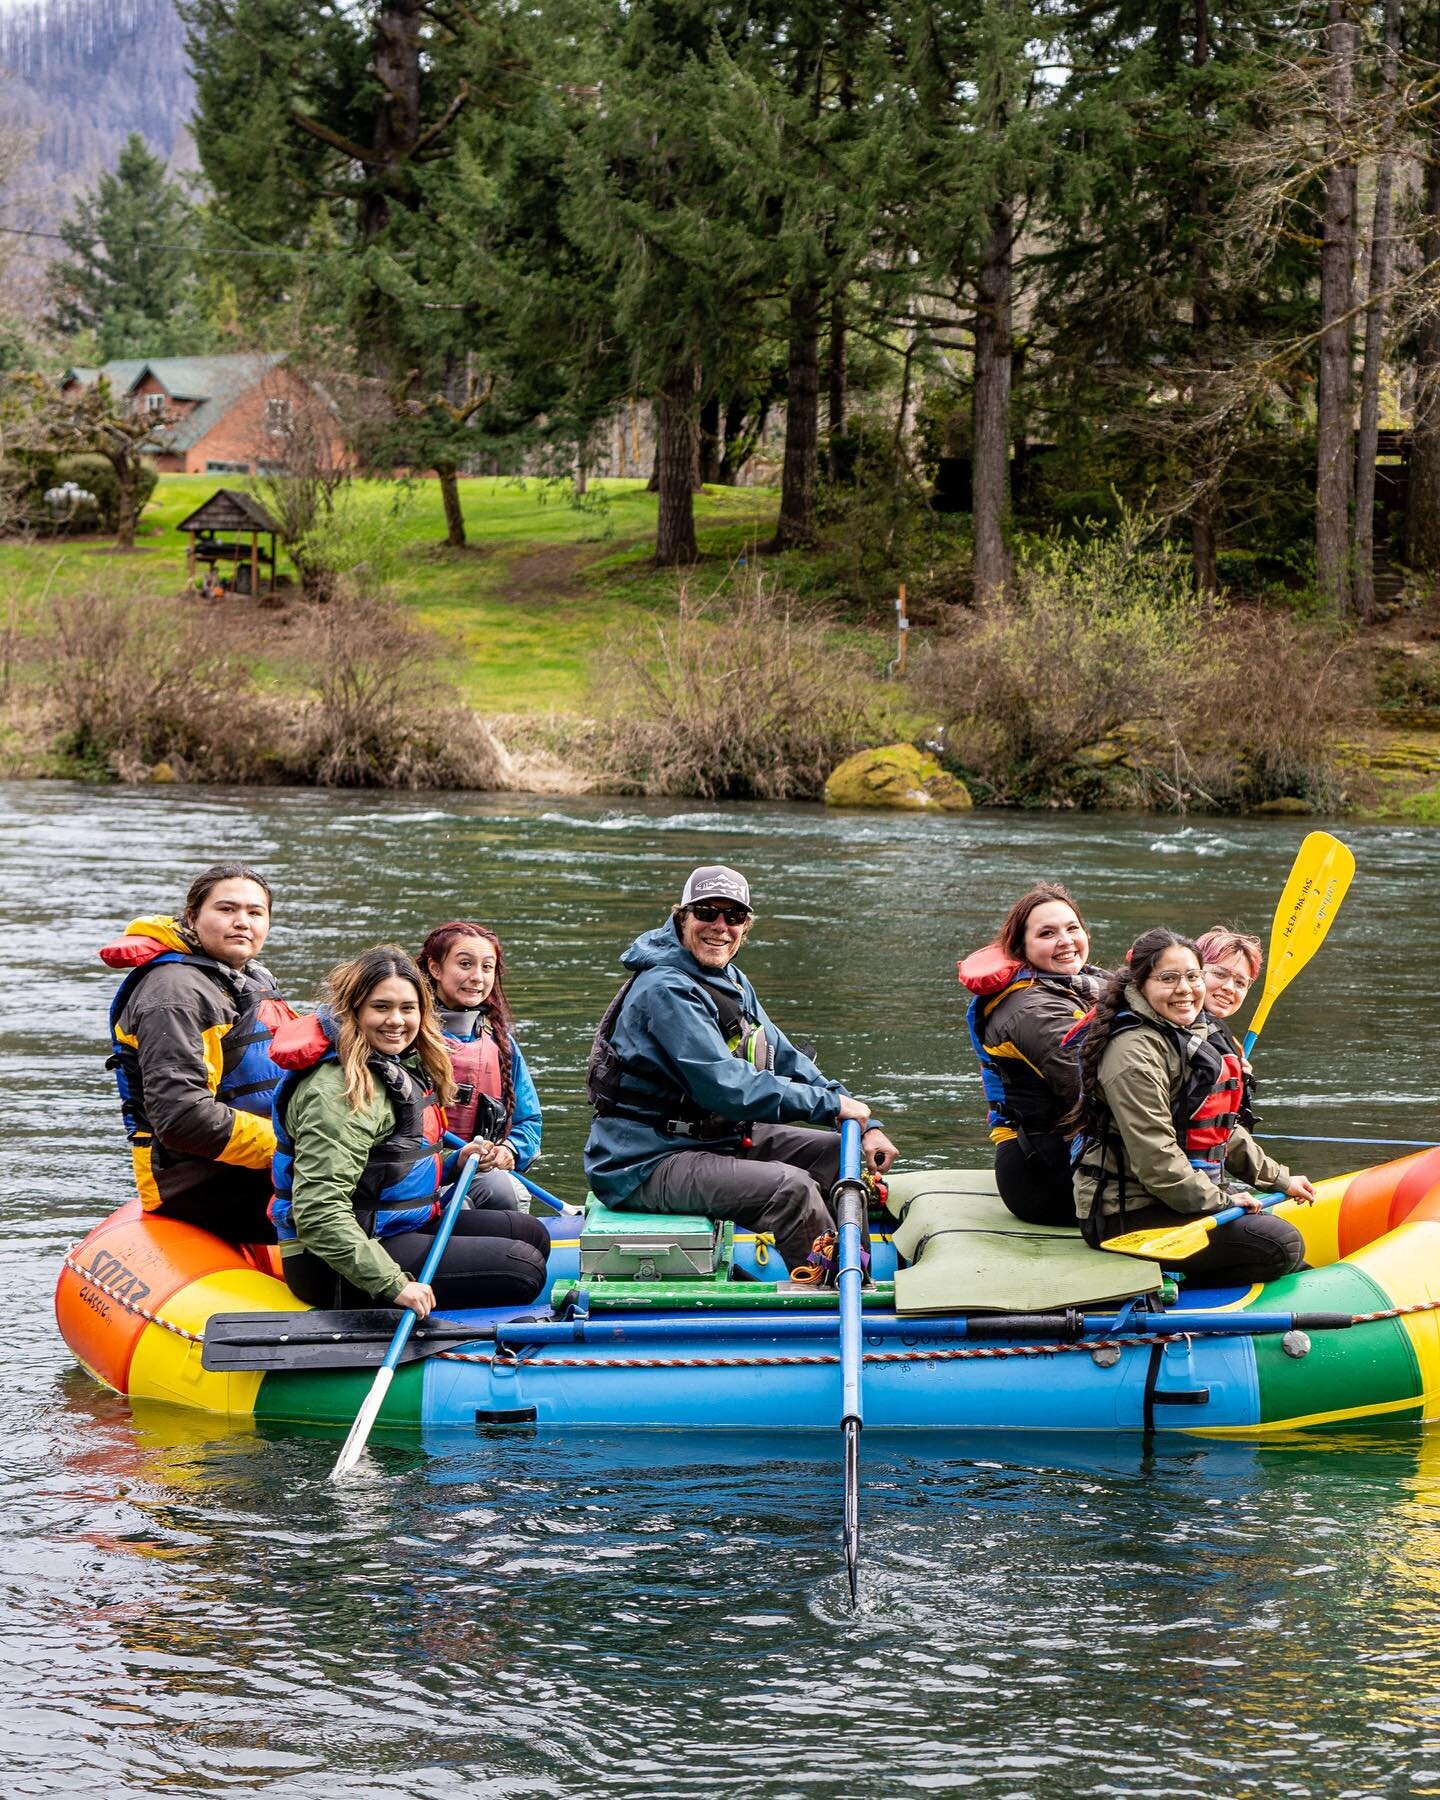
[418,920,516,1137]
[1065,927,1200,1142]
[996,883,1088,963]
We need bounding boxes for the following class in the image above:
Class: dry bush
[45,588,278,780]
[601,566,880,800]
[285,587,505,790]
[919,520,1208,803]
[43,584,506,791]
[1182,610,1362,811]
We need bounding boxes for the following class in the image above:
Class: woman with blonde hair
[267,946,550,1317]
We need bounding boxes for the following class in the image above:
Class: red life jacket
[444,1029,505,1141]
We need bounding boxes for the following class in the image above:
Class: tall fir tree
[47,133,209,360]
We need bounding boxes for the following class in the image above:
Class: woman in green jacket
[269,946,550,1318]
[1069,928,1312,1286]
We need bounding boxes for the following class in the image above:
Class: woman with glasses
[1068,928,1311,1285]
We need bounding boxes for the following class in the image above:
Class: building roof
[175,488,282,535]
[62,352,289,453]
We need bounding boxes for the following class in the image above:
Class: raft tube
[55,1150,1440,1437]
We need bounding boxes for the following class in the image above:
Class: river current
[4,782,1439,1796]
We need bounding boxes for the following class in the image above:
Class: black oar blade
[201,1310,487,1373]
[843,1417,861,1605]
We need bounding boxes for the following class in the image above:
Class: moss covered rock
[824,743,973,811]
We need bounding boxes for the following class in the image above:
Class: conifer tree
[47,133,208,360]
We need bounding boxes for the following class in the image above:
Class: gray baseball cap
[679,865,752,912]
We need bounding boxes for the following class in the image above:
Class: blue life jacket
[267,1012,446,1243]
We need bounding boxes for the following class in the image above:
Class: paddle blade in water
[1245,832,1355,1051]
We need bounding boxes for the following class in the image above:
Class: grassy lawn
[1,474,799,715]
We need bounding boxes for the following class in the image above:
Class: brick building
[59,352,344,476]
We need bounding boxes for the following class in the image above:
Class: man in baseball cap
[583,865,897,1275]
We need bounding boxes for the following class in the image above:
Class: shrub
[919,513,1208,803]
[44,587,276,780]
[42,583,506,790]
[601,565,881,799]
[286,587,505,789]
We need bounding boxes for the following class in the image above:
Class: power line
[0,222,352,260]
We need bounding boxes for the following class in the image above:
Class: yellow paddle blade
[1100,1216,1216,1261]
[1244,831,1355,1050]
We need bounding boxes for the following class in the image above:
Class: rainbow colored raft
[55,1150,1440,1438]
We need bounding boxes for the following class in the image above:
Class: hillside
[0,0,193,242]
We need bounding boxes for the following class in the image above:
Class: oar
[330,1155,479,1480]
[1101,1192,1287,1262]
[832,1117,866,1605]
[441,1131,573,1215]
[1243,831,1355,1058]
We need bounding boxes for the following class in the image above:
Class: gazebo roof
[175,488,281,535]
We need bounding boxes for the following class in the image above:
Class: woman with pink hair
[1196,926,1263,1129]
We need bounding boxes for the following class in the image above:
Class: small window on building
[145,393,167,417]
[205,460,251,474]
[255,460,289,475]
[265,397,293,434]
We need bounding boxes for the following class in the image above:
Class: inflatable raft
[55,1149,1440,1438]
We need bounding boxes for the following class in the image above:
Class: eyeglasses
[688,902,751,927]
[1206,967,1252,993]
[1151,969,1207,988]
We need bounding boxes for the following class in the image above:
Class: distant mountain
[0,0,194,248]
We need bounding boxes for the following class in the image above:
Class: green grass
[0,474,796,714]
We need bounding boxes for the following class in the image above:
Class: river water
[5,781,1440,1796]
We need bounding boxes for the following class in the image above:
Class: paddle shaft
[442,1131,569,1214]
[329,1156,478,1480]
[833,1117,866,1604]
[1100,1190,1290,1260]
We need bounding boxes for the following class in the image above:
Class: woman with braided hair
[419,921,543,1212]
[1068,928,1312,1287]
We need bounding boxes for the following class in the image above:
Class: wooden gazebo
[176,488,281,598]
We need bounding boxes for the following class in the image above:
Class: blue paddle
[330,1154,479,1480]
[441,1131,573,1214]
[832,1117,867,1603]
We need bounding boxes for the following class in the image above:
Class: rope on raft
[61,1249,1440,1365]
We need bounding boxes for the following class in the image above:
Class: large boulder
[824,743,973,811]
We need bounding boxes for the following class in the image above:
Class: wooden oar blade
[1245,832,1354,1046]
[1100,1219,1212,1261]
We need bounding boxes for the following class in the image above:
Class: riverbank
[5,472,1440,815]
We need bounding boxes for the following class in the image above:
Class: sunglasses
[688,902,751,927]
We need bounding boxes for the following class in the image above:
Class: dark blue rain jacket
[582,919,851,1202]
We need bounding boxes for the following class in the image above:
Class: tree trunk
[654,364,699,566]
[972,199,1014,602]
[362,0,425,243]
[826,294,849,481]
[1187,0,1219,596]
[1409,79,1440,572]
[1316,0,1358,616]
[698,393,722,485]
[772,282,822,550]
[113,452,137,548]
[437,464,465,548]
[1352,0,1401,619]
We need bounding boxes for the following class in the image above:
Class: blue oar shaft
[442,1130,569,1213]
[1261,1134,1440,1150]
[835,1119,865,1429]
[330,1156,479,1479]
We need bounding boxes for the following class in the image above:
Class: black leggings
[995,1135,1078,1228]
[283,1209,551,1310]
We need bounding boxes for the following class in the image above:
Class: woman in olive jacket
[1069,928,1312,1287]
